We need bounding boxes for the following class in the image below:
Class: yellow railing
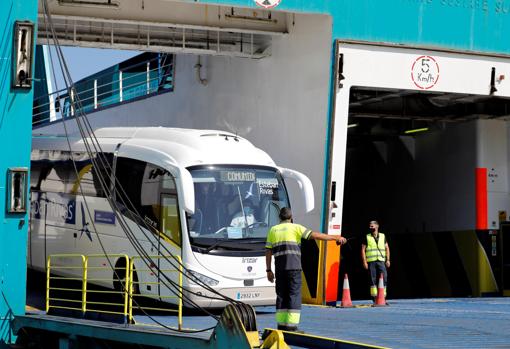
[46,253,183,328]
[129,255,183,330]
[46,254,87,314]
[85,254,130,319]
[46,253,130,321]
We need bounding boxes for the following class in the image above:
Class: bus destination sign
[220,171,256,182]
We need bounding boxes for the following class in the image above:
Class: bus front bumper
[183,286,276,308]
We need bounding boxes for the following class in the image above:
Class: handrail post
[46,256,51,313]
[178,256,183,331]
[123,255,130,324]
[128,257,134,324]
[119,70,123,102]
[146,62,150,95]
[70,88,75,117]
[94,79,98,109]
[82,255,88,316]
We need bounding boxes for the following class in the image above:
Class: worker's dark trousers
[275,270,301,331]
[368,261,387,298]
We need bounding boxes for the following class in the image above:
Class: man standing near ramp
[361,220,390,302]
[265,207,346,331]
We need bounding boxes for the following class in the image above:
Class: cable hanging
[40,0,248,333]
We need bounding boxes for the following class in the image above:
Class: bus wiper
[239,238,265,243]
[203,239,236,253]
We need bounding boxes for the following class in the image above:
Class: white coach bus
[28,127,314,308]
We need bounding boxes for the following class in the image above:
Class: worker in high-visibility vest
[361,220,390,302]
[265,207,346,331]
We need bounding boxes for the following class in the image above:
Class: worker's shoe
[278,324,301,332]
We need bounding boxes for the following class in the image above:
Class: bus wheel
[113,260,139,296]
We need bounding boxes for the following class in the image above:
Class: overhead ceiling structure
[37,0,289,58]
[350,87,510,122]
[348,87,510,139]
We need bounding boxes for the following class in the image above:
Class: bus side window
[140,163,180,245]
[67,152,113,198]
[38,153,74,194]
[92,152,114,197]
[140,163,164,231]
[30,160,51,191]
[161,194,181,246]
[115,157,145,213]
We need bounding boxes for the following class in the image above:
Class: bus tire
[113,259,140,296]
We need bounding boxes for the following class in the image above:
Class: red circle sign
[411,56,440,90]
[254,0,281,9]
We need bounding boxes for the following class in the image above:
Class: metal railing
[46,253,183,328]
[129,255,183,330]
[46,254,87,314]
[37,14,278,59]
[83,254,130,318]
[33,53,174,128]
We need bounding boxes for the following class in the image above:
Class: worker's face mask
[369,227,376,233]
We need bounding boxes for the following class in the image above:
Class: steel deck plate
[133,298,510,349]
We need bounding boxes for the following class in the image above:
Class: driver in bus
[230,201,256,228]
[192,182,219,235]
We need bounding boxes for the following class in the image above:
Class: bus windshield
[187,166,289,247]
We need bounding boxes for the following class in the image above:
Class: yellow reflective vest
[365,233,386,263]
[266,222,312,271]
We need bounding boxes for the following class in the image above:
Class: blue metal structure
[3,0,510,347]
[197,0,510,56]
[0,0,38,344]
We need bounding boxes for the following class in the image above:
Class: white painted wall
[36,13,333,230]
[477,119,510,230]
[406,119,510,232]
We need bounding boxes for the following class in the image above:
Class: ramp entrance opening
[340,86,510,299]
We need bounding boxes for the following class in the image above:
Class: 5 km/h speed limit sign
[411,55,440,90]
[255,0,281,9]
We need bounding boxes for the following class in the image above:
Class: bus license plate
[236,291,261,300]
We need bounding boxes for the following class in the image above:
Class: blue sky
[48,46,140,91]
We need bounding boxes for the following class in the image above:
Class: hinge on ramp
[261,328,391,349]
[212,303,260,348]
[260,330,290,349]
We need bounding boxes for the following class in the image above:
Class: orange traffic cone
[374,273,387,307]
[340,274,353,308]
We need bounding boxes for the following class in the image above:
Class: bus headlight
[187,270,219,286]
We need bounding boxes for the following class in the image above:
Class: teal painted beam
[195,0,510,56]
[12,310,255,349]
[13,315,212,348]
[0,0,38,344]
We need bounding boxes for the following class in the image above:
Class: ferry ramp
[132,298,510,349]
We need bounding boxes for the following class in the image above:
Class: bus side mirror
[179,168,195,214]
[279,168,314,213]
[161,162,195,214]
